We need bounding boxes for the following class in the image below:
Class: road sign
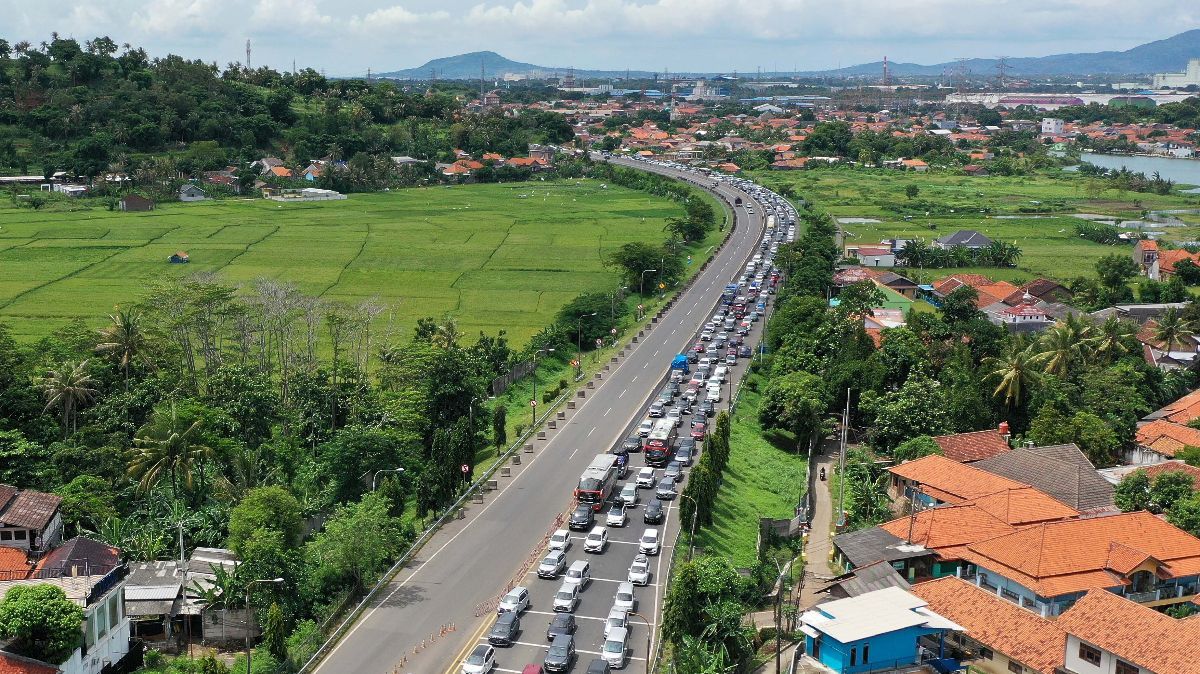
[659,283,666,289]
[530,399,537,407]
[595,338,603,348]
[460,464,469,474]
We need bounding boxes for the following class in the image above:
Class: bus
[576,455,619,510]
[645,419,678,467]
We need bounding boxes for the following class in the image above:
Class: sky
[2,0,1199,76]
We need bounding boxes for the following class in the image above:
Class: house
[818,560,911,600]
[390,156,424,167]
[1136,319,1200,371]
[900,158,929,172]
[873,271,918,299]
[958,511,1200,616]
[1132,239,1158,273]
[300,163,324,181]
[168,251,189,264]
[1130,418,1200,464]
[887,454,1027,508]
[912,577,1067,674]
[528,144,555,163]
[253,157,285,175]
[832,526,940,580]
[0,485,63,552]
[1041,118,1065,135]
[1001,278,1073,305]
[178,184,207,202]
[124,547,246,646]
[994,296,1052,333]
[931,429,1011,463]
[1149,248,1200,281]
[961,164,989,176]
[933,230,992,251]
[1143,387,1200,425]
[798,587,963,674]
[442,159,485,177]
[971,444,1115,512]
[0,651,60,674]
[846,246,895,267]
[118,195,155,212]
[1089,302,1189,326]
[267,165,294,179]
[1099,460,1200,490]
[1053,588,1200,674]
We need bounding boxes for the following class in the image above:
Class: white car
[639,528,660,555]
[548,529,571,552]
[604,607,628,639]
[628,554,651,585]
[553,582,580,612]
[461,644,496,674]
[636,468,656,488]
[497,586,529,614]
[614,581,637,612]
[538,550,567,579]
[584,526,609,553]
[637,419,654,437]
[606,503,628,527]
[619,482,639,506]
[665,407,682,427]
[706,387,721,403]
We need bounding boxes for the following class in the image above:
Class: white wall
[1063,635,1147,674]
[65,584,130,674]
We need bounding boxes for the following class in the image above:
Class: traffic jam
[462,164,796,674]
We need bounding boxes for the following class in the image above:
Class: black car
[674,444,694,467]
[678,436,696,455]
[546,612,577,641]
[738,345,753,358]
[488,611,520,647]
[657,389,674,404]
[621,435,642,453]
[586,659,611,674]
[699,400,716,417]
[569,504,594,531]
[643,498,665,524]
[544,634,576,673]
[686,351,699,363]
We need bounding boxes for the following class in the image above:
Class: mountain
[375,51,657,80]
[804,29,1200,77]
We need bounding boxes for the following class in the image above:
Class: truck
[671,354,690,374]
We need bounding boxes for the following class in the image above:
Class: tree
[606,241,683,293]
[758,371,831,450]
[39,359,97,438]
[0,584,84,664]
[1167,494,1200,536]
[263,603,287,662]
[940,286,981,324]
[305,492,404,592]
[55,475,116,534]
[1095,254,1139,291]
[227,486,304,553]
[1068,412,1121,468]
[1150,470,1196,512]
[984,341,1042,409]
[860,374,951,452]
[1089,316,1137,363]
[127,404,215,499]
[904,184,920,199]
[95,308,150,387]
[1115,470,1151,512]
[1154,307,1195,352]
[491,404,507,447]
[892,435,942,463]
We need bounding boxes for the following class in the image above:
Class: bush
[143,649,164,667]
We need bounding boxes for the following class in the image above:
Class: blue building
[799,587,962,674]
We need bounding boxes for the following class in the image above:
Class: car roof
[617,581,634,591]
[569,559,589,570]
[607,627,628,640]
[643,528,658,538]
[552,633,574,645]
[471,644,491,656]
[589,526,606,534]
[608,606,628,619]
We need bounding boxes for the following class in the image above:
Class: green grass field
[753,166,1200,282]
[0,180,698,344]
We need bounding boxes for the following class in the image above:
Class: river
[1080,152,1200,190]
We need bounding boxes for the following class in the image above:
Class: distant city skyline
[5,0,1200,76]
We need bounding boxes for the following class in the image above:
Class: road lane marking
[604,408,611,417]
[587,426,596,437]
[632,376,638,382]
[619,388,627,398]
[568,446,581,460]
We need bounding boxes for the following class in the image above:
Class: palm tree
[39,359,97,438]
[96,308,150,387]
[128,405,214,499]
[432,316,462,350]
[1089,316,1137,363]
[984,340,1043,409]
[1035,316,1092,377]
[1154,307,1195,353]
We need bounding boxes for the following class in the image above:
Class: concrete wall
[1064,635,1148,674]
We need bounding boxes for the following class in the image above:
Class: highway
[309,157,772,674]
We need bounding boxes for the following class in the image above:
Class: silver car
[604,607,628,638]
[627,554,650,586]
[538,550,567,579]
[614,581,637,612]
[619,482,639,506]
[553,582,580,612]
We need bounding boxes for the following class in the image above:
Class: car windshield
[619,591,633,601]
[467,649,488,664]
[604,641,623,653]
[642,535,655,543]
[557,590,574,600]
[632,564,646,573]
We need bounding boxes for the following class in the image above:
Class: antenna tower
[245,39,251,70]
[480,60,485,101]
[882,55,890,86]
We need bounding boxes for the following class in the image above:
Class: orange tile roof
[1136,461,1200,489]
[0,652,59,674]
[932,429,1011,463]
[1137,239,1159,252]
[961,511,1200,597]
[1053,589,1200,674]
[911,577,1065,674]
[1136,419,1200,457]
[968,488,1080,526]
[1159,249,1200,275]
[880,504,1016,558]
[0,547,28,576]
[1158,388,1200,425]
[268,166,294,177]
[888,454,1029,503]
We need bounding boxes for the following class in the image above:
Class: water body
[1080,152,1200,191]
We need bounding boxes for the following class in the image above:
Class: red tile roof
[1156,388,1200,425]
[0,651,59,674]
[1159,249,1200,275]
[1135,461,1200,489]
[932,429,1011,463]
[1053,589,1200,674]
[888,454,1029,504]
[1135,419,1200,457]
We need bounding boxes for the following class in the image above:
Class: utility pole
[245,39,251,70]
[837,389,849,528]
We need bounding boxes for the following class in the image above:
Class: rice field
[0,180,693,344]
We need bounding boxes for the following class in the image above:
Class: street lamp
[679,493,699,562]
[640,268,657,296]
[577,312,598,377]
[244,577,284,674]
[626,611,653,674]
[532,348,554,426]
[372,467,405,492]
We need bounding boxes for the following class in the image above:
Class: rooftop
[833,527,935,569]
[1053,589,1200,674]
[0,486,62,531]
[801,587,962,644]
[1135,419,1200,458]
[971,445,1115,512]
[888,454,1028,504]
[931,429,1011,463]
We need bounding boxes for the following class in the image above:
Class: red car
[692,341,706,353]
[690,422,707,441]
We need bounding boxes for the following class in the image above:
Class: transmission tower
[245,39,251,70]
[995,56,1010,90]
[882,55,890,86]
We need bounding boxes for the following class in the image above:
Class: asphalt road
[310,159,772,674]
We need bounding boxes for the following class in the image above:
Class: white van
[602,626,628,668]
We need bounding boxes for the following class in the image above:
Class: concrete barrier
[512,454,521,465]
[537,431,546,440]
[557,411,566,419]
[595,373,603,379]
[611,357,618,363]
[567,401,576,410]
[472,494,483,504]
[587,381,594,389]
[576,390,586,398]
[524,444,533,453]
[486,480,498,491]
[500,467,511,477]
[548,420,556,429]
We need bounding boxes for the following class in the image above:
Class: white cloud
[130,0,224,35]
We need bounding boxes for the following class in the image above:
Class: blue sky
[3,0,1198,76]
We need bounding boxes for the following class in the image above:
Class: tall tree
[39,359,97,438]
[127,404,214,499]
[984,341,1042,409]
[95,308,151,387]
[1153,307,1194,352]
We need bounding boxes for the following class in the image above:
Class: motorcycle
[819,468,826,481]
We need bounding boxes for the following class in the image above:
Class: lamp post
[372,467,405,492]
[770,559,788,674]
[626,611,653,674]
[532,348,554,426]
[679,493,699,562]
[640,268,657,296]
[576,312,597,377]
[244,577,284,674]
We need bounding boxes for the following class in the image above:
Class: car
[628,554,650,585]
[682,386,698,404]
[692,341,706,354]
[569,504,594,531]
[584,526,609,553]
[686,350,699,363]
[738,321,751,335]
[461,644,496,674]
[637,419,654,437]
[669,369,683,383]
[678,435,696,454]
[725,351,738,365]
[636,467,656,488]
[700,330,713,342]
[756,302,766,312]
[712,337,726,351]
[488,611,520,647]
[674,444,694,466]
[691,422,708,440]
[614,581,637,612]
[602,627,628,669]
[619,482,639,507]
[648,401,664,418]
[604,607,628,638]
[548,529,571,552]
[664,461,684,483]
[665,406,683,426]
[564,560,591,588]
[738,345,753,358]
[586,659,611,674]
[621,435,642,453]
[553,582,580,612]
[705,387,721,403]
[656,476,678,500]
[640,528,661,554]
[498,586,530,614]
[749,311,759,322]
[606,503,627,527]
[657,388,674,403]
[643,498,665,524]
[699,399,716,417]
[543,634,576,673]
[713,365,728,382]
[546,612,576,641]
[537,550,567,579]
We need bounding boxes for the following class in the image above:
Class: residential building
[1148,248,1200,281]
[900,158,929,172]
[873,271,918,299]
[1054,588,1200,674]
[1000,278,1073,306]
[1130,418,1200,464]
[0,485,63,552]
[1099,460,1200,488]
[178,184,207,202]
[125,547,244,646]
[970,445,1116,512]
[818,560,911,600]
[887,454,1027,508]
[1153,58,1200,89]
[994,297,1052,333]
[118,195,155,212]
[846,246,895,267]
[798,587,963,674]
[932,230,993,251]
[1132,239,1158,272]
[930,429,1011,463]
[1041,118,1065,135]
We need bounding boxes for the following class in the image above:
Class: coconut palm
[432,316,462,350]
[984,340,1043,409]
[1035,316,1092,377]
[128,405,214,499]
[39,359,97,438]
[96,308,151,387]
[1153,307,1195,353]
[1089,316,1138,363]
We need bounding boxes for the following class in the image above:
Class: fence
[490,359,537,396]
